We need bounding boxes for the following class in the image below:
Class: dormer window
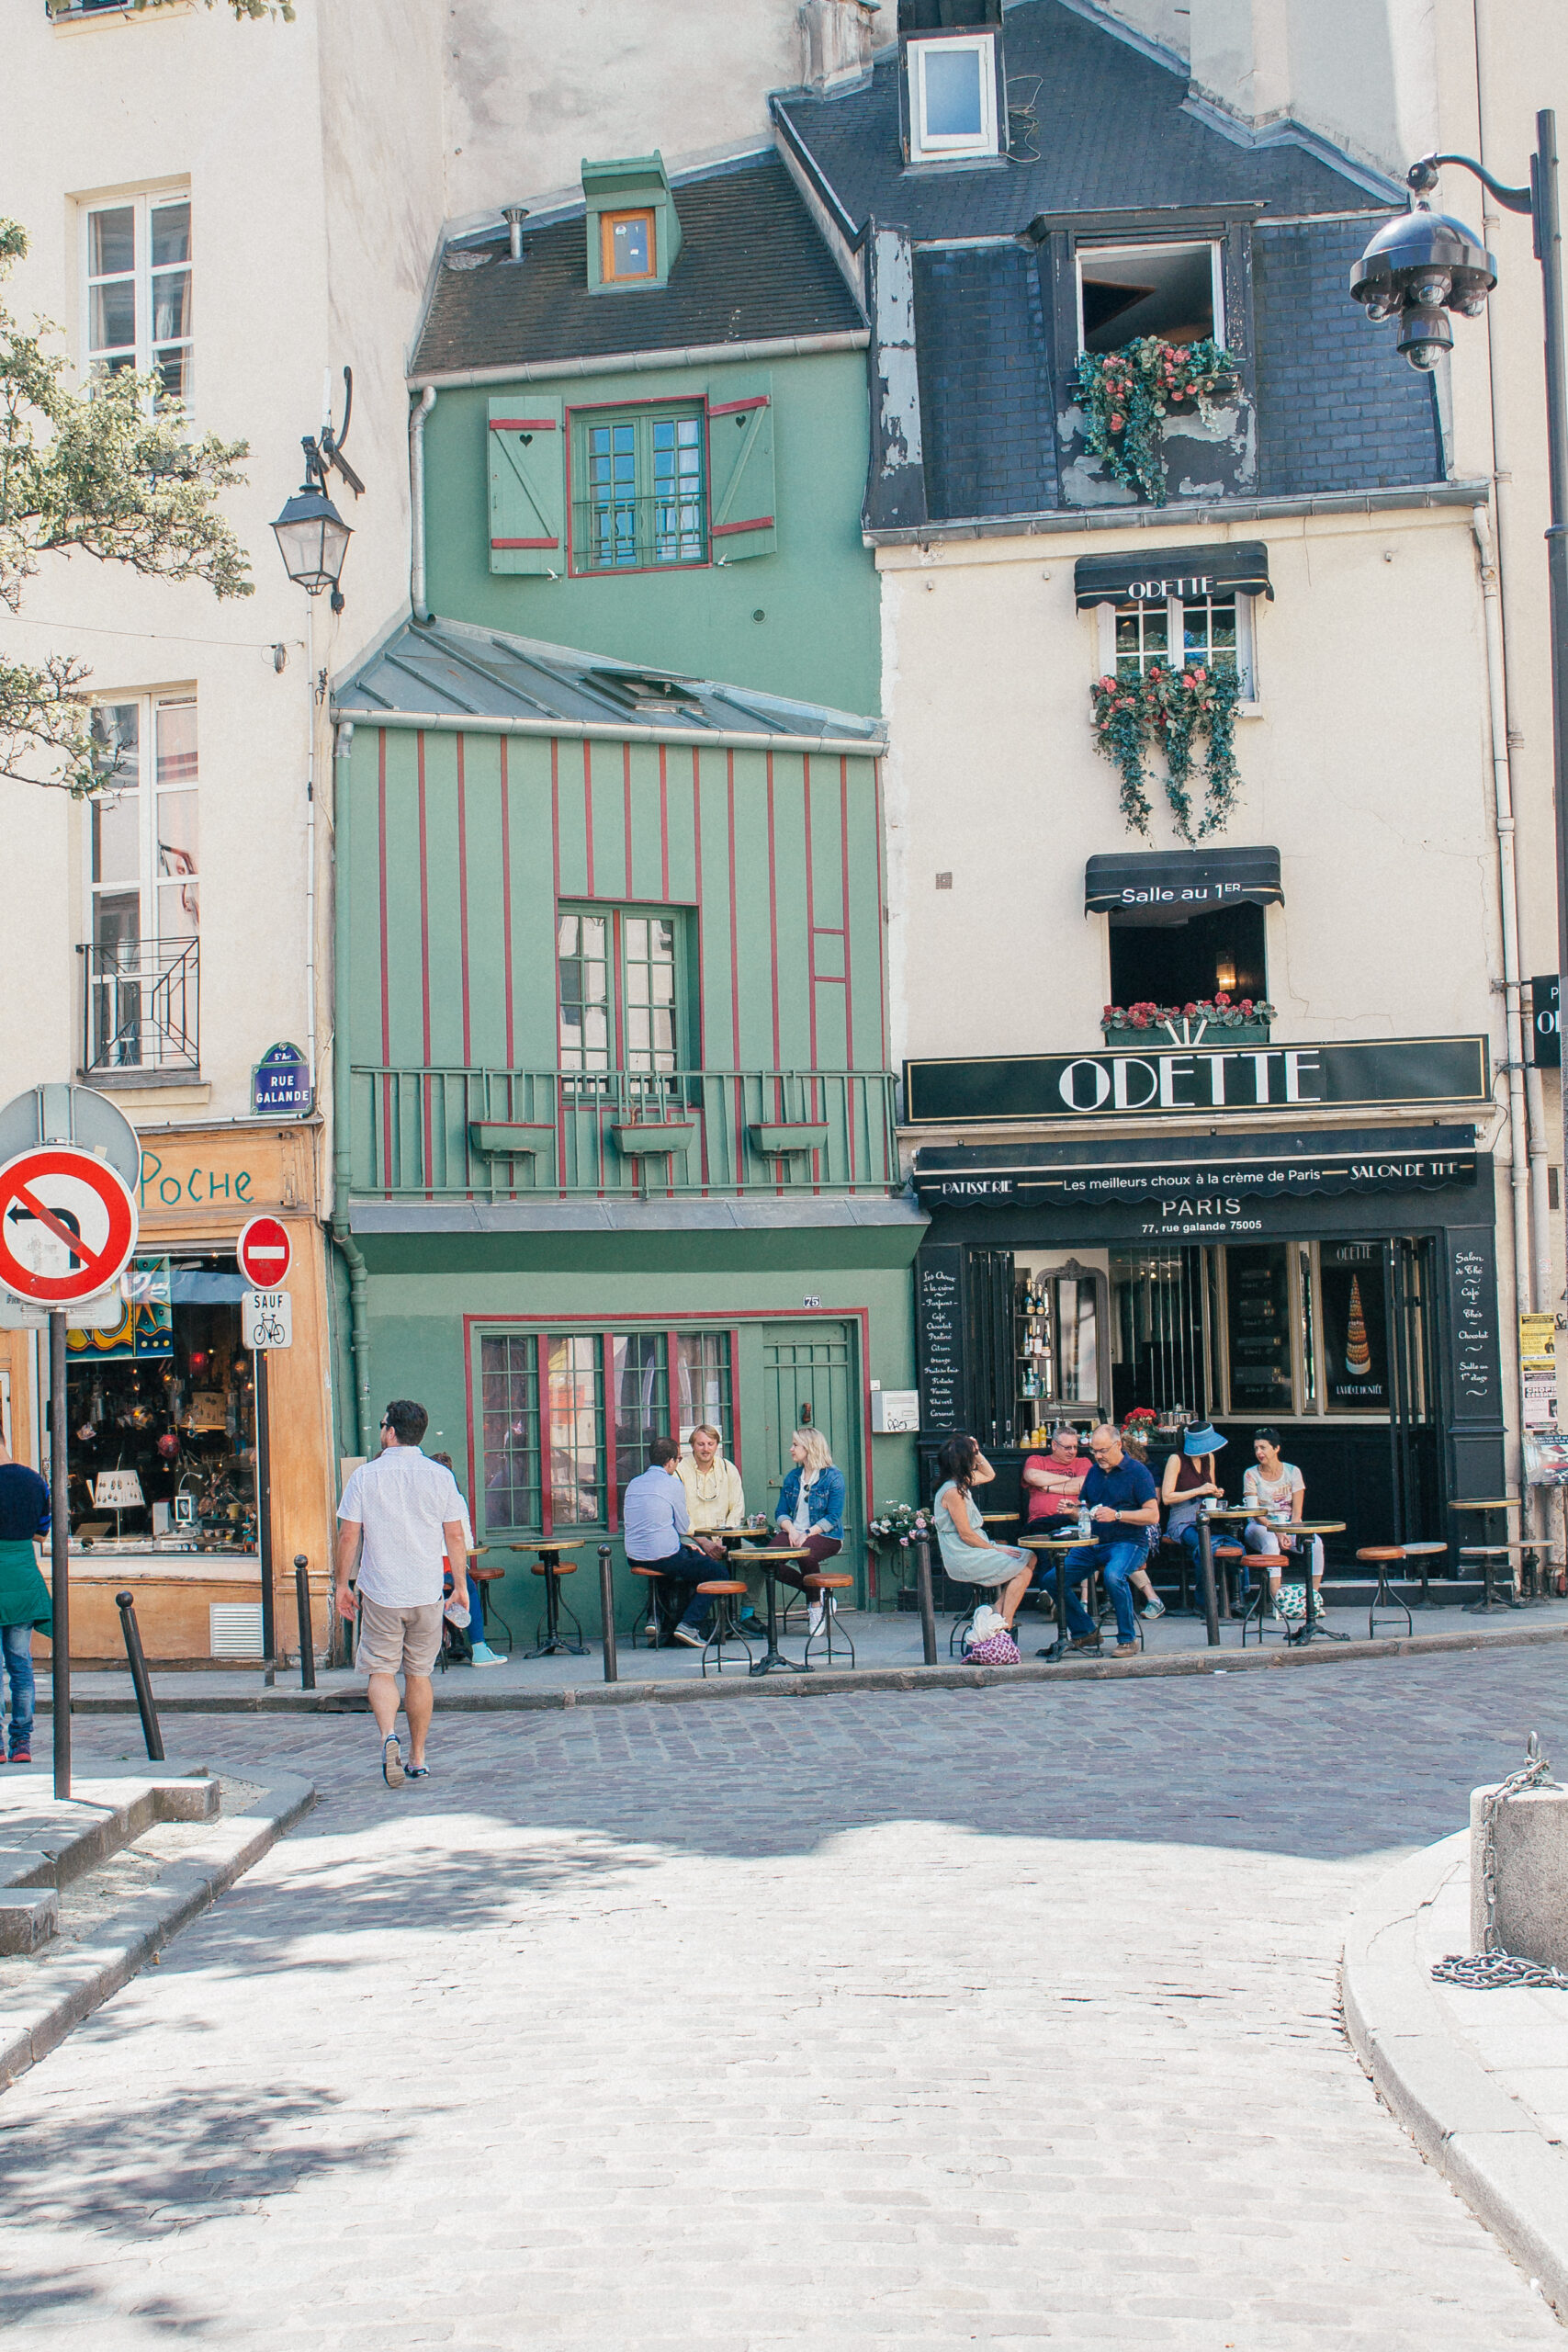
[908,34,998,160]
[602,209,655,284]
[1077,243,1223,355]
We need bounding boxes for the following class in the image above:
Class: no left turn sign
[0,1147,139,1305]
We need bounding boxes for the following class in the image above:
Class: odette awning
[1073,540,1273,607]
[1085,845,1283,917]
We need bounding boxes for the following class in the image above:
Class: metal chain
[1431,1733,1568,1990]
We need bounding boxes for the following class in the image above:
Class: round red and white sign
[238,1214,291,1289]
[0,1146,139,1306]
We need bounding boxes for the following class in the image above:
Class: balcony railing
[80,939,200,1078]
[347,1068,902,1200]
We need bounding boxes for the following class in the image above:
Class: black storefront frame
[912,1149,1505,1562]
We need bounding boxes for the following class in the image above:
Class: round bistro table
[1018,1533,1094,1662]
[731,1547,813,1676]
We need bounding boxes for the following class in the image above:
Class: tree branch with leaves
[0,219,252,794]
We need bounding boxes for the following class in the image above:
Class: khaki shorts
[355,1597,445,1678]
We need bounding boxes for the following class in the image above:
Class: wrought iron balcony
[80,939,200,1078]
[347,1067,902,1199]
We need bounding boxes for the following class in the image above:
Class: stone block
[1470,1782,1568,1966]
[0,1886,58,1954]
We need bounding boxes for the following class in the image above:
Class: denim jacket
[776,1463,846,1541]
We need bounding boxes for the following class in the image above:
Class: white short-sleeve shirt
[337,1445,466,1607]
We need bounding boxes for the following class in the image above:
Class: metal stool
[1461,1545,1518,1614]
[695,1579,753,1677]
[626,1562,668,1647]
[1358,1545,1414,1640]
[468,1562,513,1657]
[526,1553,586,1658]
[803,1571,856,1668]
[1401,1540,1447,1609]
[1238,1552,1289,1646]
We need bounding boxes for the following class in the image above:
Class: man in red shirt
[1022,1425,1089,1525]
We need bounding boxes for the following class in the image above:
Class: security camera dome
[1349,204,1496,316]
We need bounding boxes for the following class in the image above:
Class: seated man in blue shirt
[1032,1422,1158,1659]
[621,1435,726,1646]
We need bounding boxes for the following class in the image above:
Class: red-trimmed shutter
[706,373,776,561]
[487,394,564,576]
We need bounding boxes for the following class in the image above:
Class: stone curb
[56,1613,1568,1717]
[0,1772,315,2095]
[1342,1830,1568,2321]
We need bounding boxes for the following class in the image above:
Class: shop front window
[66,1255,256,1552]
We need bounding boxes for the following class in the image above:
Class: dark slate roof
[1252,217,1441,496]
[412,153,865,380]
[915,246,1058,520]
[334,617,885,746]
[776,0,1395,238]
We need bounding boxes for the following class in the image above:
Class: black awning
[1085,845,1283,917]
[1074,539,1272,608]
[910,1126,1480,1209]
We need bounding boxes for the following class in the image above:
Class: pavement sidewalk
[1343,1827,1568,2321]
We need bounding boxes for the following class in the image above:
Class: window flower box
[611,1119,695,1158]
[748,1121,830,1157]
[1102,998,1273,1051]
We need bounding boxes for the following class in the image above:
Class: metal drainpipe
[328,716,372,1457]
[409,387,436,623]
[1473,504,1537,1478]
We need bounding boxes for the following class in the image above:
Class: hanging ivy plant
[1073,337,1236,507]
[1090,662,1244,842]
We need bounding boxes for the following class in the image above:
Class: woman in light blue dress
[931,1432,1032,1633]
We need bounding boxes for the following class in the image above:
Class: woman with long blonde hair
[774,1426,846,1634]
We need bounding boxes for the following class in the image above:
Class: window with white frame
[84,190,192,403]
[908,35,998,162]
[1096,588,1258,704]
[85,696,199,1070]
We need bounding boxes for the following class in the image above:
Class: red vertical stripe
[841,756,857,1190]
[623,741,634,898]
[692,752,709,1191]
[377,730,392,1187]
[457,734,472,1067]
[873,755,889,1070]
[728,1327,742,1479]
[501,737,515,1069]
[659,745,671,900]
[765,751,781,1069]
[803,754,818,1069]
[583,740,596,899]
[538,1333,554,1539]
[551,740,565,1193]
[463,1328,479,1540]
[666,1329,680,1441]
[726,751,741,1070]
[416,733,433,1198]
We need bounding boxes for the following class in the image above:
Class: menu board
[1224,1242,1293,1413]
[1321,1245,1388,1411]
[917,1245,964,1434]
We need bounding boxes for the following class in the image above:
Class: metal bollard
[294,1555,316,1690]
[1196,1509,1221,1648]
[599,1544,618,1682]
[114,1589,165,1762]
[914,1534,938,1668]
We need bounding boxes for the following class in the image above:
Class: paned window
[479,1329,734,1536]
[85,696,199,1070]
[557,906,683,1075]
[908,35,998,161]
[1100,590,1257,701]
[84,191,193,403]
[572,405,705,571]
[600,208,656,283]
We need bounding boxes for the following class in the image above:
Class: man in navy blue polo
[1034,1422,1158,1659]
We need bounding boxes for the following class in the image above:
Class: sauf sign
[903,1037,1492,1126]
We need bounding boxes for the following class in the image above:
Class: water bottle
[1077,1501,1092,1543]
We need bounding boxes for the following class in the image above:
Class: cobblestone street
[1,1649,1565,2349]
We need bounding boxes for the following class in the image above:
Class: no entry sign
[0,1146,139,1305]
[238,1214,291,1290]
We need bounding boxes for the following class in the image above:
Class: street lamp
[271,481,353,610]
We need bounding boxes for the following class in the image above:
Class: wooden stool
[1238,1552,1289,1646]
[803,1571,855,1668]
[527,1551,586,1658]
[627,1562,667,1647]
[1358,1545,1413,1640]
[1213,1544,1247,1620]
[1402,1540,1447,1609]
[695,1579,751,1676]
[468,1561,513,1656]
[1461,1545,1518,1614]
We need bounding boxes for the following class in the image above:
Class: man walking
[335,1399,468,1785]
[623,1435,725,1645]
[0,1428,51,1767]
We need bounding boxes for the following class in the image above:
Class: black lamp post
[1353,110,1568,1309]
[271,478,353,611]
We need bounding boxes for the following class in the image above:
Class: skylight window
[908,34,998,162]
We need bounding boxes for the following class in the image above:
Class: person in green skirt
[0,1429,52,1767]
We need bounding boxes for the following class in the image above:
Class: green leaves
[1073,337,1236,507]
[1089,662,1245,842]
[0,220,252,791]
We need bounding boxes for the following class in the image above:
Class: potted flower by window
[1101,995,1274,1049]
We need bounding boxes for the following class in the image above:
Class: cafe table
[524,1539,587,1658]
[731,1547,813,1677]
[1274,1521,1348,1645]
[1018,1533,1094,1662]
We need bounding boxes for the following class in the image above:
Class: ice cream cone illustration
[1345,1276,1371,1376]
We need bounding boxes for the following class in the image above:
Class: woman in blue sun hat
[1159,1421,1227,1597]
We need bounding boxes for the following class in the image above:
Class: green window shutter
[487,394,564,575]
[706,374,775,561]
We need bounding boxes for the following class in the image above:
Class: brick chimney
[800,0,882,97]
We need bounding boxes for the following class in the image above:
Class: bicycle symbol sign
[242,1287,293,1351]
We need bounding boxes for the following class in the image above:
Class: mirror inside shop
[65,1256,258,1554]
[1013,1239,1427,1441]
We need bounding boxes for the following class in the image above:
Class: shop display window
[1319,1244,1389,1412]
[66,1254,256,1552]
[1223,1243,1293,1415]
